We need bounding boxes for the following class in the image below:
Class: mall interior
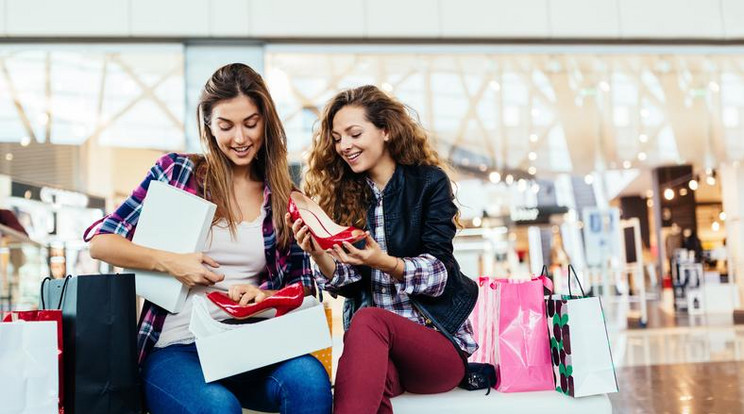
[2,1,744,413]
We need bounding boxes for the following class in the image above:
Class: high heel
[288,191,366,250]
[207,282,305,320]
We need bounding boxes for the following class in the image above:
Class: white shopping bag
[546,292,619,398]
[0,320,59,414]
[130,181,216,313]
[190,296,332,382]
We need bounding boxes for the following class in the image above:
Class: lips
[346,151,362,163]
[232,145,252,156]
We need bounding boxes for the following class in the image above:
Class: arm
[89,234,222,288]
[87,154,222,287]
[392,168,458,297]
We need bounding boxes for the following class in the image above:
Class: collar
[365,164,402,200]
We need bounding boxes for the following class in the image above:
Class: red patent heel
[288,191,366,250]
[207,282,305,319]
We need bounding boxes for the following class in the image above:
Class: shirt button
[381,287,387,293]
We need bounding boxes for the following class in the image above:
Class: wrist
[153,251,173,273]
[379,255,398,273]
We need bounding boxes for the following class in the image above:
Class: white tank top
[155,210,267,348]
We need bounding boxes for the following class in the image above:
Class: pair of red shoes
[208,192,365,319]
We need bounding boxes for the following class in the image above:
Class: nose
[338,136,353,152]
[234,126,247,144]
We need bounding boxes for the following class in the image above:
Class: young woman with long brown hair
[288,85,478,413]
[88,63,331,414]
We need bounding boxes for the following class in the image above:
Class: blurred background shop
[2,1,744,411]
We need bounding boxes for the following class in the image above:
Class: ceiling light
[664,188,675,200]
[529,134,539,142]
[528,166,537,175]
[689,179,699,191]
[679,188,688,196]
[639,134,648,143]
[720,211,727,221]
[473,217,482,227]
[584,174,594,185]
[489,171,501,184]
[706,175,716,186]
[712,221,720,232]
[505,174,514,185]
[637,152,647,161]
[528,152,538,161]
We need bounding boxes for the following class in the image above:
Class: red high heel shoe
[207,282,305,320]
[288,191,366,251]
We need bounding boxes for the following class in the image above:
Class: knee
[348,307,391,334]
[276,355,331,391]
[196,386,242,414]
[273,356,332,410]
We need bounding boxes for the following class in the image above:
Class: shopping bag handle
[40,275,72,310]
[567,265,586,298]
[538,265,553,294]
[82,216,107,242]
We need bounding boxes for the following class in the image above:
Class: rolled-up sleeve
[394,253,448,297]
[312,260,363,294]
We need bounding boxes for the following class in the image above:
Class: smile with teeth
[232,145,251,153]
[346,151,362,161]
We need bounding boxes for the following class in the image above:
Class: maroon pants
[334,307,464,414]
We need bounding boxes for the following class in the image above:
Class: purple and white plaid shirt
[315,178,477,355]
[93,153,313,365]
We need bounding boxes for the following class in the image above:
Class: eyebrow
[216,113,259,122]
[331,125,361,136]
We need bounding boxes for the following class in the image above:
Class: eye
[245,123,258,129]
[219,124,232,131]
[351,133,361,138]
[332,136,341,143]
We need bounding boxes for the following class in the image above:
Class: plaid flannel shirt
[315,178,478,355]
[93,153,313,365]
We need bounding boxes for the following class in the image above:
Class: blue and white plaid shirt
[315,178,477,355]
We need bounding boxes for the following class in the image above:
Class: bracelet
[386,257,402,275]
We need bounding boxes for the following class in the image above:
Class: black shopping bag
[41,273,141,414]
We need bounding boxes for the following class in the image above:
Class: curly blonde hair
[304,85,457,229]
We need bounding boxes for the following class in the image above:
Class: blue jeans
[142,343,332,414]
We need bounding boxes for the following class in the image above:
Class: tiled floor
[604,286,744,413]
[610,362,744,414]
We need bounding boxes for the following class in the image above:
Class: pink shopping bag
[493,271,555,392]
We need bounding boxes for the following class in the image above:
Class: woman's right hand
[160,252,224,288]
[285,213,324,256]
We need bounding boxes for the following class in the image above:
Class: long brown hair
[304,85,458,229]
[196,63,293,249]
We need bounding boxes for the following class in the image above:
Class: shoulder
[401,164,449,186]
[152,153,203,181]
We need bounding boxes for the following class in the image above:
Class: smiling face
[331,105,391,174]
[209,94,264,172]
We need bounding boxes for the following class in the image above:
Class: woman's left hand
[328,232,390,269]
[228,284,277,306]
